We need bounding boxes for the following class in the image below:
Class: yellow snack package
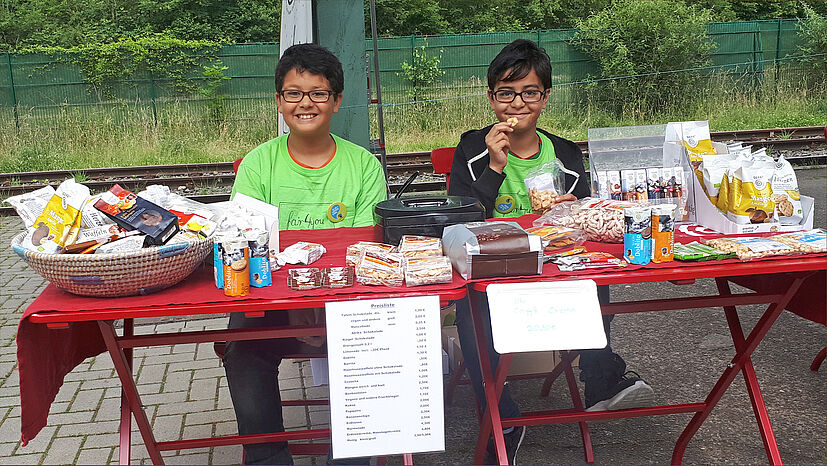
[22,179,90,253]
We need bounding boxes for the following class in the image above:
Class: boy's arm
[352,156,388,227]
[447,137,504,218]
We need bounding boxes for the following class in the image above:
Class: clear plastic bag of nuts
[534,197,639,243]
[524,160,567,215]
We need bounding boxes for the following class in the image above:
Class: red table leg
[98,320,165,465]
[670,273,809,465]
[469,289,509,465]
[717,278,782,465]
[561,351,594,464]
[119,319,134,465]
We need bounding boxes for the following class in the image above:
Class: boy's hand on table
[486,121,514,173]
[288,308,326,347]
[552,193,577,205]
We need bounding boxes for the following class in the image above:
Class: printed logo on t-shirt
[494,194,516,214]
[327,202,347,223]
[281,203,332,229]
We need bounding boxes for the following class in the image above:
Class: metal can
[651,204,676,263]
[623,206,652,265]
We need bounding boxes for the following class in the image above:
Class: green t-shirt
[492,132,557,218]
[231,134,387,230]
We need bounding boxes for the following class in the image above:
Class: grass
[0,70,824,173]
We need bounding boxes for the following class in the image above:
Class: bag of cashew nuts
[524,159,567,215]
[534,198,639,243]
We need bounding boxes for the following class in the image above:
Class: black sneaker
[483,426,526,465]
[585,371,654,412]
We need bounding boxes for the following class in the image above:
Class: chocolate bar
[93,184,179,245]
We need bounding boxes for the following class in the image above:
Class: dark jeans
[454,285,615,419]
[224,311,296,465]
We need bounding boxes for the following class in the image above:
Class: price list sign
[326,296,445,459]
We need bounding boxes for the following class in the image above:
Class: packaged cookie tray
[11,231,213,297]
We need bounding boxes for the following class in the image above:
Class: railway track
[1,126,824,216]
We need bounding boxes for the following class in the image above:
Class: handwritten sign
[326,296,445,459]
[486,280,607,354]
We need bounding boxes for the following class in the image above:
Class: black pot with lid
[374,196,485,245]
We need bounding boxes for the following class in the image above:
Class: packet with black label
[94,184,179,245]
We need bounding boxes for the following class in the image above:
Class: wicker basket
[11,232,213,297]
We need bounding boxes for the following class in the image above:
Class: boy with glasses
[226,43,387,465]
[448,39,654,465]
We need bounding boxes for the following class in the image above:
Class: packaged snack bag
[288,268,322,290]
[703,237,795,260]
[771,156,803,225]
[769,229,825,253]
[524,159,567,215]
[22,179,90,253]
[700,153,735,206]
[355,249,404,286]
[277,241,326,266]
[398,235,442,257]
[322,267,355,288]
[726,158,778,225]
[4,186,55,228]
[345,241,396,266]
[404,256,453,286]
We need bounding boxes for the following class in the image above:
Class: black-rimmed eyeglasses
[279,89,334,103]
[490,89,547,103]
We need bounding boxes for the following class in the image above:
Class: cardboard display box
[441,325,576,377]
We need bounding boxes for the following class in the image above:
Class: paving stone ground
[0,167,824,465]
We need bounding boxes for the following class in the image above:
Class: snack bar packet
[771,156,803,225]
[94,184,180,245]
[22,179,90,253]
[95,234,146,254]
[725,157,778,225]
[246,230,272,288]
[4,186,55,228]
[345,241,396,266]
[674,242,735,261]
[63,224,126,254]
[355,249,404,286]
[769,229,826,253]
[524,159,568,215]
[398,235,442,257]
[288,268,322,290]
[524,225,585,252]
[276,241,326,266]
[404,256,453,287]
[322,266,355,288]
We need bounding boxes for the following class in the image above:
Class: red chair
[430,147,456,190]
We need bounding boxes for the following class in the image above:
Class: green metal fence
[0,19,811,135]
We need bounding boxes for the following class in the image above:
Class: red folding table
[17,226,467,465]
[465,224,826,465]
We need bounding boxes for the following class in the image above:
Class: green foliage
[24,35,225,100]
[199,60,231,123]
[0,0,281,50]
[797,5,827,92]
[397,44,445,103]
[573,0,716,116]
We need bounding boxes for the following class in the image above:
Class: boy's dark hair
[487,39,552,90]
[275,43,344,96]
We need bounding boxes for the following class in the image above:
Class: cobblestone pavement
[0,167,824,465]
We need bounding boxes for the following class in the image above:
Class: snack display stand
[17,226,467,465]
[463,216,825,466]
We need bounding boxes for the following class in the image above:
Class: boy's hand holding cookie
[486,118,518,173]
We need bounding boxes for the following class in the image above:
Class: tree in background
[573,0,715,116]
[797,4,827,93]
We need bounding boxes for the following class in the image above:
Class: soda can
[222,240,250,297]
[623,206,652,265]
[651,204,676,263]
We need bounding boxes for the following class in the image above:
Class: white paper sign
[487,280,607,354]
[326,296,445,459]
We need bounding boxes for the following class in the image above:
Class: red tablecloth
[15,219,826,445]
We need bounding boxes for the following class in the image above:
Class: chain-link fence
[0,19,812,138]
